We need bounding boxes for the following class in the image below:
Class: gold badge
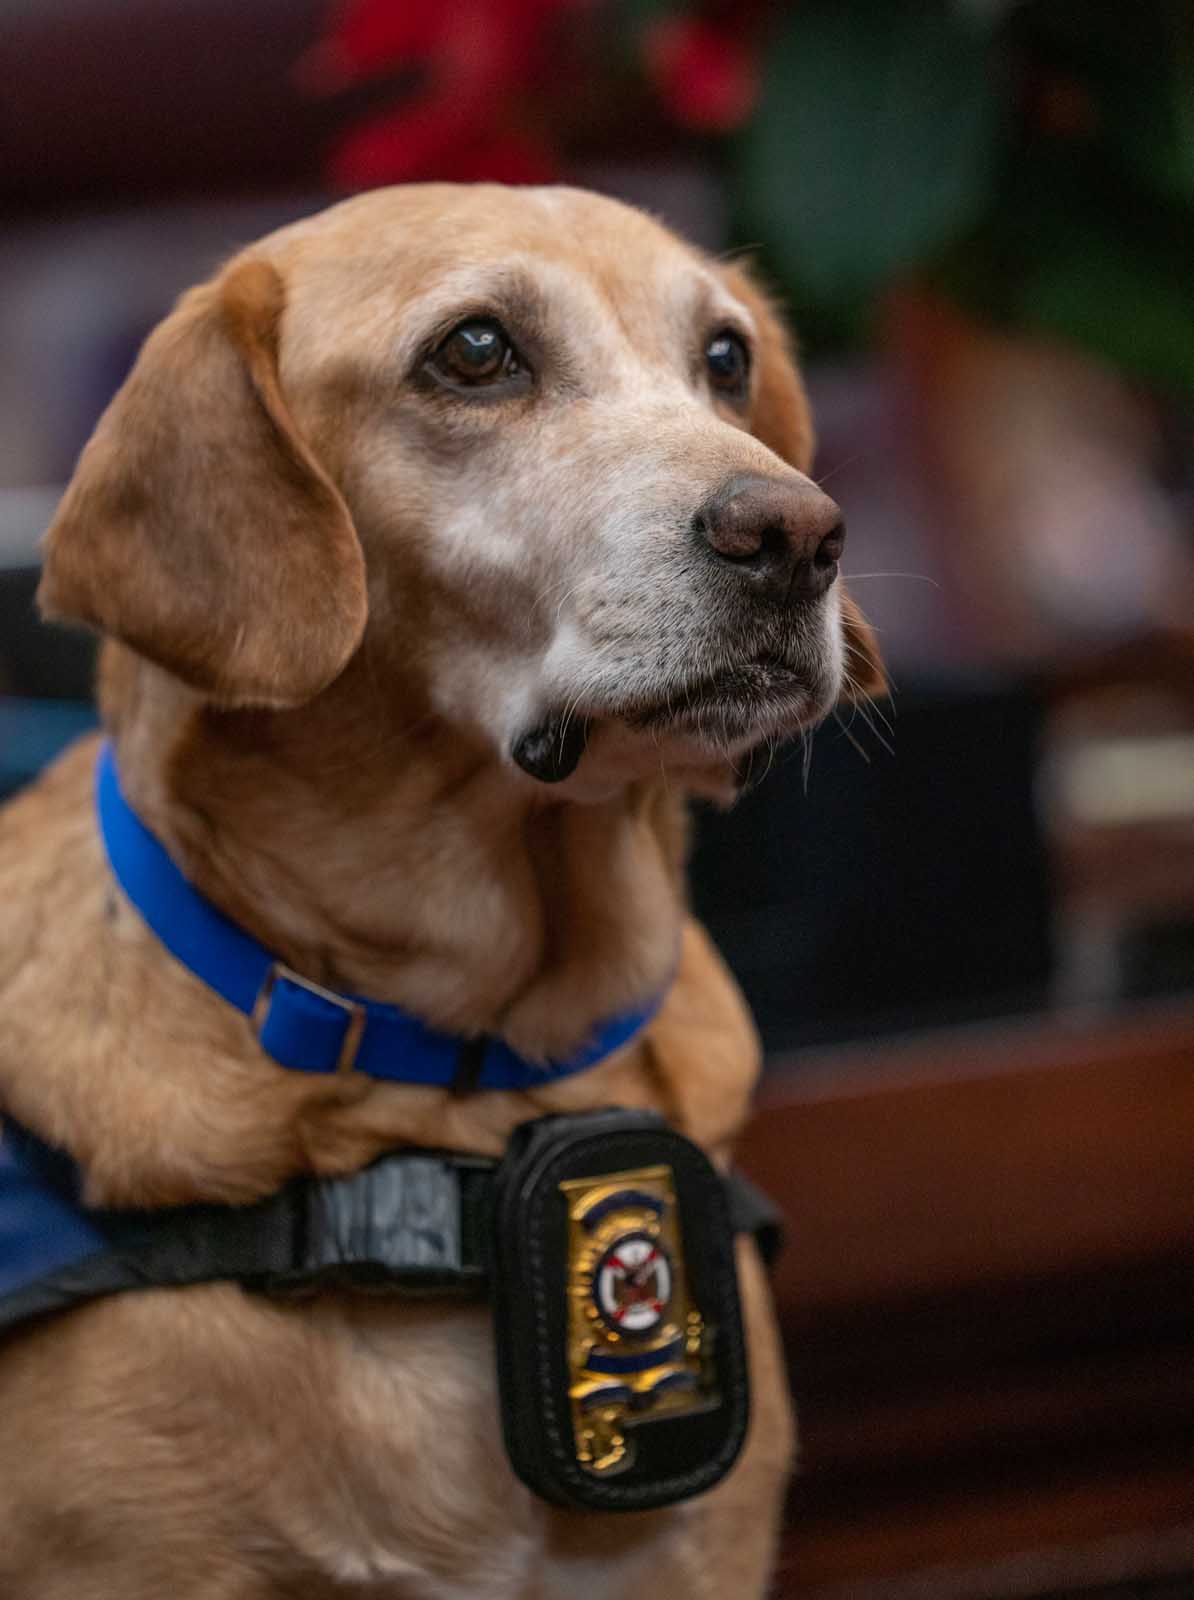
[560,1164,713,1477]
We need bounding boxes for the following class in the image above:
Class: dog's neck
[102,646,686,1064]
[0,647,758,1210]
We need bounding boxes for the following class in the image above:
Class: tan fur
[0,185,882,1597]
[40,261,367,709]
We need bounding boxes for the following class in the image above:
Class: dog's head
[40,185,883,798]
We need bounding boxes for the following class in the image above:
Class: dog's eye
[705,330,750,397]
[430,319,521,387]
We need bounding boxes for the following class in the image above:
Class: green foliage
[730,0,1194,391]
[738,2,1001,305]
[1021,224,1194,395]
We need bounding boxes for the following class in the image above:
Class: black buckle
[489,1108,750,1511]
[261,1151,492,1298]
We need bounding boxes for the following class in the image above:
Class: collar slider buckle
[252,962,367,1075]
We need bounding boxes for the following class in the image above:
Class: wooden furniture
[738,1005,1194,1597]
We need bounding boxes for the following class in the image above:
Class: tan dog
[0,185,883,1598]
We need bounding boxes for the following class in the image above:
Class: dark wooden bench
[739,1005,1194,1597]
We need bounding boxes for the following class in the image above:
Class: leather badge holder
[490,1109,750,1511]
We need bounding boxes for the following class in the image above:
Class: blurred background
[2,1,1193,1594]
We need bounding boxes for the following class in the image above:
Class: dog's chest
[250,1295,542,1591]
[226,1291,700,1600]
[2,1282,710,1600]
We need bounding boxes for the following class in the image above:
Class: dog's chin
[512,655,838,801]
[619,655,828,751]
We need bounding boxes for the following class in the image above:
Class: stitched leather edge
[494,1118,750,1510]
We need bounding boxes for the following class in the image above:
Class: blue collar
[95,742,665,1091]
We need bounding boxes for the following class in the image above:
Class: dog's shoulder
[0,734,109,1001]
[0,734,312,1206]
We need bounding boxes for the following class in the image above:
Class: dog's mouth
[619,653,813,739]
[513,652,828,783]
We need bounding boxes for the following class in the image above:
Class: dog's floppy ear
[719,259,886,700]
[39,258,367,707]
[839,589,887,700]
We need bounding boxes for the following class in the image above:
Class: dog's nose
[692,475,844,602]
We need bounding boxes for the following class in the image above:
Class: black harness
[1,1109,780,1512]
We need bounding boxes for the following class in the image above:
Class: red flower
[644,16,758,133]
[301,0,580,189]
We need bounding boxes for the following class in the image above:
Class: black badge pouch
[489,1108,750,1511]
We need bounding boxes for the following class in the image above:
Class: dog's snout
[692,475,844,602]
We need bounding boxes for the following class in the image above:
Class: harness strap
[0,1119,782,1339]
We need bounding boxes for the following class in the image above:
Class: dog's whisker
[800,727,815,791]
[547,577,587,623]
[716,242,764,263]
[813,453,864,489]
[861,694,895,740]
[844,669,896,740]
[847,694,895,756]
[832,707,873,765]
[759,733,778,789]
[843,571,941,588]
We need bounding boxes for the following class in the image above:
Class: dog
[0,184,883,1598]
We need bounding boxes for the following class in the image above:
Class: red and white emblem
[594,1231,673,1335]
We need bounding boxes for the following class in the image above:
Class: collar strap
[95,742,667,1090]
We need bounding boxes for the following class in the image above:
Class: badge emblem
[560,1164,714,1477]
[593,1231,672,1335]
